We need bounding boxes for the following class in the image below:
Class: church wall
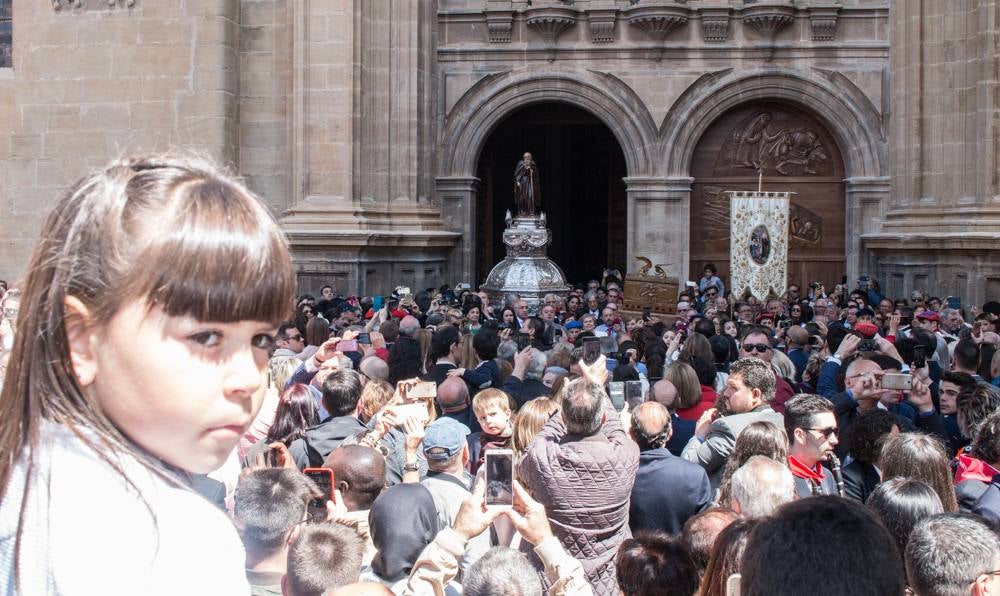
[0,0,240,283]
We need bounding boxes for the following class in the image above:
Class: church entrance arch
[689,102,847,291]
[475,103,628,286]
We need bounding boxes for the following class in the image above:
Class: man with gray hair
[650,379,696,456]
[398,314,421,338]
[905,514,1000,596]
[518,369,640,593]
[500,347,549,407]
[681,358,784,488]
[729,456,795,518]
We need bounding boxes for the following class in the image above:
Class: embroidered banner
[728,191,791,300]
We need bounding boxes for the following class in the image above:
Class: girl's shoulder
[0,421,248,595]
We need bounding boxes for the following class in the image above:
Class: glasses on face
[742,343,771,353]
[806,427,838,439]
[288,334,304,342]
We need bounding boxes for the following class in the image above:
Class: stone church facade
[1,0,998,303]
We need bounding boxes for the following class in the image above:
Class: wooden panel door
[689,102,846,293]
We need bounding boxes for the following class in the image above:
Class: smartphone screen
[407,381,437,400]
[303,468,334,521]
[338,339,358,352]
[881,373,911,391]
[609,381,626,411]
[642,306,651,321]
[373,295,384,311]
[485,449,514,508]
[626,380,644,409]
[912,344,926,369]
[357,333,371,344]
[582,337,601,365]
[391,402,430,424]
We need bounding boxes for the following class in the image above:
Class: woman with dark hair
[879,432,959,512]
[866,477,943,561]
[387,337,423,385]
[843,409,898,503]
[265,383,319,445]
[716,421,789,508]
[669,362,712,421]
[499,306,517,330]
[699,518,760,596]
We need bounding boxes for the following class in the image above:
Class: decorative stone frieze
[485,10,514,43]
[525,5,578,61]
[741,3,795,41]
[53,0,135,9]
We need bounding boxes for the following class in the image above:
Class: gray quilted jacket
[517,400,640,595]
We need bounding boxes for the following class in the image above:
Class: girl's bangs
[123,179,295,324]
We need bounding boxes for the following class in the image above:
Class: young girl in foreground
[0,156,296,594]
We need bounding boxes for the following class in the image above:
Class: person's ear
[751,387,762,403]
[64,295,99,387]
[336,480,349,495]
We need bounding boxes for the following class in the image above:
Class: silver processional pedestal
[481,213,571,316]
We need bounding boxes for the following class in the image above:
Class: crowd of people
[2,156,1000,596]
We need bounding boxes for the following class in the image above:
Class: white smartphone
[389,403,430,424]
[484,448,514,509]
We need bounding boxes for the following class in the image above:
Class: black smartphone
[357,332,371,344]
[303,468,334,521]
[484,449,514,508]
[912,344,926,369]
[642,306,651,321]
[582,337,601,365]
[858,338,877,352]
[625,380,644,409]
[516,332,531,351]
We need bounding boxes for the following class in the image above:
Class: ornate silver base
[481,215,570,315]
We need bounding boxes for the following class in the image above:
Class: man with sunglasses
[783,395,840,497]
[739,326,795,413]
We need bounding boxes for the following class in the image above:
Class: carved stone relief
[715,110,831,177]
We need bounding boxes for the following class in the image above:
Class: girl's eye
[189,331,222,347]
[252,334,276,350]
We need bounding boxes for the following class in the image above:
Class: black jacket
[499,374,549,408]
[289,415,367,469]
[842,459,880,503]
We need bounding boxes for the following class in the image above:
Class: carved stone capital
[525,5,578,61]
[742,3,795,41]
[623,3,689,42]
[484,9,515,44]
[809,5,841,41]
[699,7,731,43]
[586,7,618,44]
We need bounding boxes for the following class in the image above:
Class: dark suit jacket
[630,448,711,535]
[829,391,948,460]
[666,414,696,457]
[499,374,549,408]
[842,460,880,503]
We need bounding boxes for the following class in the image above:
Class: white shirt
[0,421,250,595]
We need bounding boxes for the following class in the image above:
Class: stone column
[864,0,1000,303]
[845,176,890,281]
[435,176,480,284]
[625,176,693,281]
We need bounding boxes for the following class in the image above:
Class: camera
[858,338,877,352]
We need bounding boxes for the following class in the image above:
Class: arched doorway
[689,102,847,291]
[474,103,628,286]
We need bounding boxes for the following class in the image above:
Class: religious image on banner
[728,191,791,300]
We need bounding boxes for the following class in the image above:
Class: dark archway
[475,103,628,285]
[689,102,847,290]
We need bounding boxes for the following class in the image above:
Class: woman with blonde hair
[414,327,433,374]
[511,397,561,455]
[667,361,708,420]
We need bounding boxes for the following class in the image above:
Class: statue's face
[523,152,532,161]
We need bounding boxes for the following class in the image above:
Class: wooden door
[689,102,846,293]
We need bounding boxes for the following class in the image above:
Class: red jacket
[678,385,717,421]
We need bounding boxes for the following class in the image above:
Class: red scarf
[788,455,825,482]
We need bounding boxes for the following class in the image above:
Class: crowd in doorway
[3,154,1000,596]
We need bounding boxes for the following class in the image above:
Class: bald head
[323,445,385,511]
[437,376,470,413]
[399,315,420,336]
[650,379,679,412]
[682,507,740,573]
[630,401,672,450]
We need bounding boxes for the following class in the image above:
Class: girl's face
[503,309,514,323]
[467,307,480,323]
[301,306,315,319]
[724,321,738,337]
[85,301,272,473]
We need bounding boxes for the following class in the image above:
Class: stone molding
[53,0,135,10]
[525,5,579,61]
[586,7,617,44]
[741,2,795,43]
[484,9,514,43]
[622,2,689,60]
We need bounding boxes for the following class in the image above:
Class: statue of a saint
[513,152,541,217]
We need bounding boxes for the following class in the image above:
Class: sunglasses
[742,343,771,353]
[806,427,838,439]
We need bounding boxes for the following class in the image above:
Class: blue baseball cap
[564,320,583,330]
[422,418,471,460]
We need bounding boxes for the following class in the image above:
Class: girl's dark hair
[473,329,500,360]
[879,433,959,512]
[613,364,640,383]
[0,155,295,578]
[305,316,330,347]
[700,519,759,596]
[717,421,788,507]
[866,477,944,560]
[266,384,320,445]
[387,337,423,385]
